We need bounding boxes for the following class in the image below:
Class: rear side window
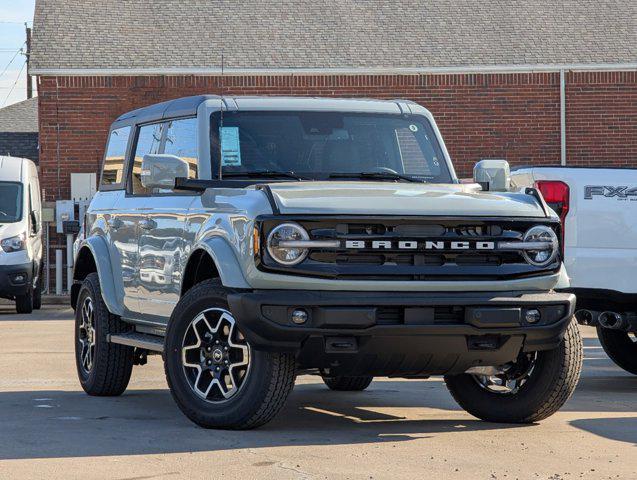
[101,127,131,188]
[131,118,198,195]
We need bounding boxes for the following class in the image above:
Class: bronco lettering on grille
[344,240,496,250]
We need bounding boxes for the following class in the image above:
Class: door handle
[139,218,156,231]
[107,217,122,230]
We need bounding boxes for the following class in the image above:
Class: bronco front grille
[257,216,561,281]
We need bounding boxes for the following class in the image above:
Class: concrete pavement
[0,306,635,479]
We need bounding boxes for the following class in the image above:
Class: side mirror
[141,154,189,190]
[473,159,511,192]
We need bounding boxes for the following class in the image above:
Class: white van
[0,156,43,313]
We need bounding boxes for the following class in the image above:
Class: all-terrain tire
[444,317,582,423]
[15,290,33,314]
[597,326,637,375]
[322,375,373,391]
[75,273,134,396]
[164,279,296,429]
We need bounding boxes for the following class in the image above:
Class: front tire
[444,317,582,423]
[597,327,637,375]
[74,273,134,396]
[164,279,296,429]
[322,375,373,391]
[15,290,33,314]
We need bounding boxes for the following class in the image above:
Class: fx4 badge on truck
[585,185,637,199]
[71,96,582,429]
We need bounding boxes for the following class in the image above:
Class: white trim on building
[30,63,637,77]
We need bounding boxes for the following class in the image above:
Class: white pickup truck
[512,167,637,374]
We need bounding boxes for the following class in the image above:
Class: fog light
[525,309,541,324]
[10,273,27,284]
[291,309,308,325]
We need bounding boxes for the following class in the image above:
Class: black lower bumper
[227,289,575,377]
[0,263,33,300]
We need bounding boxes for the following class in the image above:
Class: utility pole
[25,23,32,99]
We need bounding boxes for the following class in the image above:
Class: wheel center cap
[212,348,224,363]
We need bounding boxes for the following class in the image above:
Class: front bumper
[227,290,575,377]
[0,262,33,299]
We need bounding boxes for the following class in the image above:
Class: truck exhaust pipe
[598,311,629,331]
[575,309,599,326]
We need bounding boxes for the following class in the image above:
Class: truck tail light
[535,180,569,255]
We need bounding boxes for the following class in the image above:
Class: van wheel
[33,284,42,310]
[322,375,373,391]
[164,279,296,429]
[75,273,134,396]
[15,290,33,314]
[597,327,637,375]
[445,317,582,423]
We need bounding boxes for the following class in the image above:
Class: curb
[0,295,70,306]
[42,295,71,306]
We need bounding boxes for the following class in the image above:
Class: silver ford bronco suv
[72,96,582,429]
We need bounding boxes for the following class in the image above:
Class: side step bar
[108,332,164,353]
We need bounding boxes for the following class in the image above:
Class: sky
[0,0,36,107]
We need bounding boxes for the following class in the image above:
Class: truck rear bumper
[227,290,575,377]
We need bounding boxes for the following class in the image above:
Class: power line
[0,45,25,81]
[1,60,27,107]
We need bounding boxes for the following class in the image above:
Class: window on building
[101,126,131,188]
[131,118,198,195]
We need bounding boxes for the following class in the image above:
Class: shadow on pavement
[571,417,637,445]
[0,383,524,460]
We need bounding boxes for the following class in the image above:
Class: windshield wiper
[328,172,424,183]
[222,170,306,180]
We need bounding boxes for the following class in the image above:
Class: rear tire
[444,317,582,423]
[597,327,637,375]
[75,273,134,396]
[164,279,296,429]
[15,290,33,314]
[322,375,373,391]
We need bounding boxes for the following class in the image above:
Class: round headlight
[266,223,310,266]
[522,225,559,266]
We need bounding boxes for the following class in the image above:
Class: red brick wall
[37,71,637,200]
[567,71,637,167]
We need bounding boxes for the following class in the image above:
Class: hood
[266,182,546,217]
[0,222,24,240]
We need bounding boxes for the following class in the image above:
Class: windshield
[211,111,453,183]
[0,182,22,223]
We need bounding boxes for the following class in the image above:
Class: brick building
[29,0,636,202]
[0,97,38,162]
